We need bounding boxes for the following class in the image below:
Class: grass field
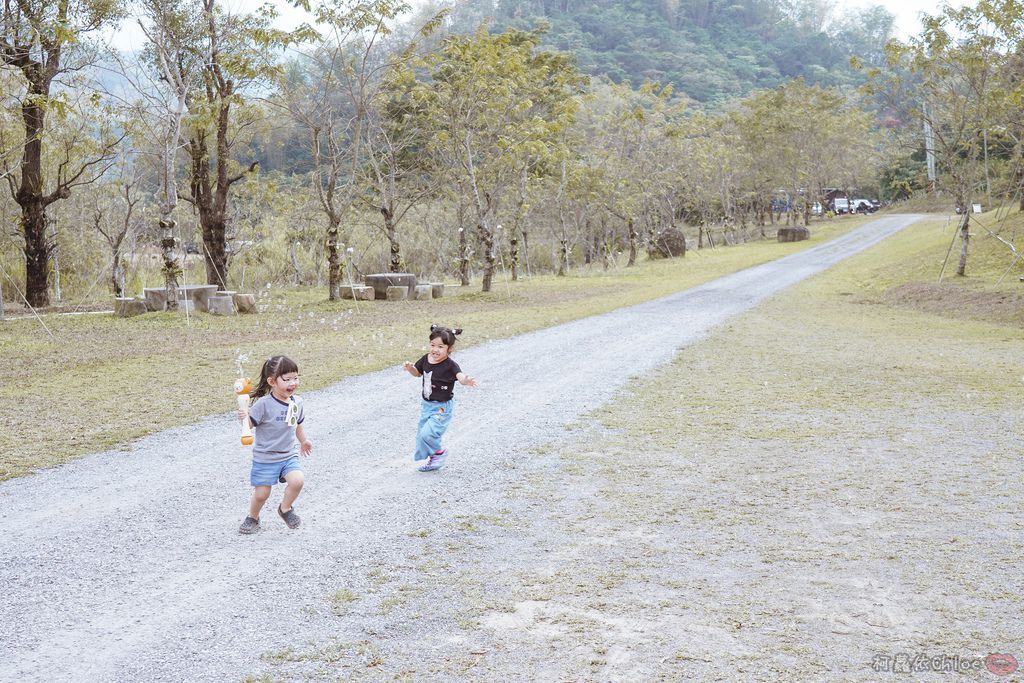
[506,214,1023,678]
[287,209,1024,680]
[1,217,876,481]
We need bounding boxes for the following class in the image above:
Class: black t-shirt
[414,355,462,402]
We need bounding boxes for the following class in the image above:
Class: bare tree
[89,160,145,297]
[111,0,206,310]
[280,0,444,298]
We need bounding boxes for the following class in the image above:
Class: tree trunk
[956,211,970,276]
[326,219,342,301]
[289,240,301,284]
[627,218,637,266]
[18,84,52,308]
[521,228,531,276]
[479,222,495,292]
[382,206,402,272]
[510,235,519,281]
[601,216,612,269]
[111,250,124,298]
[201,210,229,289]
[22,202,50,308]
[557,181,569,275]
[52,234,62,303]
[511,166,526,282]
[160,219,181,311]
[188,65,254,291]
[458,201,470,286]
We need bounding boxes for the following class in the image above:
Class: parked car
[830,197,850,214]
[811,202,823,216]
[851,198,878,214]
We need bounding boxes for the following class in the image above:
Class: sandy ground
[5,215,1013,682]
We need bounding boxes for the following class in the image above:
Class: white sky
[871,0,968,39]
[108,0,966,52]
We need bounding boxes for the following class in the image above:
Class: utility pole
[923,101,937,193]
[983,127,991,208]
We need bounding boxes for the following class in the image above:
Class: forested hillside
[6,0,1022,314]
[444,0,895,104]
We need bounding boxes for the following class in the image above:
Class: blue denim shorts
[250,455,302,487]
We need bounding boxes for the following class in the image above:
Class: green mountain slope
[448,0,894,105]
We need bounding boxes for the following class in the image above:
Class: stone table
[176,284,219,312]
[364,273,417,300]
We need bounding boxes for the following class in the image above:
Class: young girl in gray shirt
[237,355,312,534]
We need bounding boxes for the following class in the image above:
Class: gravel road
[0,216,924,682]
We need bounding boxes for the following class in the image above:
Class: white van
[830,197,850,214]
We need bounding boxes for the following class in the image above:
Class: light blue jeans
[414,399,454,461]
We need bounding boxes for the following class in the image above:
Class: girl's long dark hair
[250,355,299,399]
[429,324,462,348]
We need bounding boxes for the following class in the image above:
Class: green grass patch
[0,217,868,480]
[843,207,1024,325]
[328,588,360,616]
[598,245,1020,454]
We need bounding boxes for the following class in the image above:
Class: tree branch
[226,161,259,186]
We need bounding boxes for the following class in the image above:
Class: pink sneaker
[418,449,447,472]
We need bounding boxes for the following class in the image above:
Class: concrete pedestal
[114,297,147,317]
[207,294,236,315]
[142,287,168,312]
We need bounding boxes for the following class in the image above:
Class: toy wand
[234,355,253,446]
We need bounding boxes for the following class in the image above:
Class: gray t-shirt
[248,394,304,464]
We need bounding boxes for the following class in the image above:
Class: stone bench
[413,284,433,300]
[207,294,237,316]
[142,287,168,312]
[430,283,445,298]
[114,297,147,317]
[341,285,375,301]
[386,285,408,301]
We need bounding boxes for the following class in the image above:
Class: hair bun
[452,328,463,335]
[430,324,439,332]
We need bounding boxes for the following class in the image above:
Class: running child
[237,355,312,534]
[402,325,478,472]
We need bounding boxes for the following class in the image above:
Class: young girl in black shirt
[402,325,478,471]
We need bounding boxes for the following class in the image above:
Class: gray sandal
[278,505,301,529]
[239,516,260,534]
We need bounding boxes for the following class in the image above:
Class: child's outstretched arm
[457,372,478,387]
[296,423,313,456]
[403,361,422,377]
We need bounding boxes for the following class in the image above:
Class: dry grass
[0,216,867,480]
[243,211,1022,680]
[833,207,1024,325]
[452,214,1023,680]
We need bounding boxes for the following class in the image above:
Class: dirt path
[0,216,926,682]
